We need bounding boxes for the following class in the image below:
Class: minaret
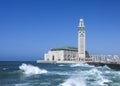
[78,18,85,60]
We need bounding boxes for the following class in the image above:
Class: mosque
[39,19,93,63]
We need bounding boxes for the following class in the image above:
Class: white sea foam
[98,78,112,85]
[103,65,111,70]
[50,71,72,76]
[58,67,112,86]
[60,76,86,86]
[3,68,8,70]
[88,68,112,85]
[70,63,94,67]
[19,63,47,75]
[97,65,111,70]
[105,70,111,74]
[70,64,82,67]
[15,83,29,86]
[58,64,65,66]
[88,68,102,75]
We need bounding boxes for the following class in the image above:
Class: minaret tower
[78,18,85,60]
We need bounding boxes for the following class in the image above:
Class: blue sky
[0,0,120,61]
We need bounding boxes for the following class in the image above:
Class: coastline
[36,60,85,64]
[36,60,120,70]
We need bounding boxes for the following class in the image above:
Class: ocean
[0,61,120,86]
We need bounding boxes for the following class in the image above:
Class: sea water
[0,61,120,86]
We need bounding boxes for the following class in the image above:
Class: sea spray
[19,63,47,75]
[70,63,94,67]
[1,62,119,86]
[87,68,112,85]
[70,64,82,67]
[58,64,65,66]
[60,76,86,86]
[88,68,102,75]
[2,68,8,70]
[15,83,29,86]
[103,65,111,70]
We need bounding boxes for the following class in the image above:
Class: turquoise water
[0,61,120,86]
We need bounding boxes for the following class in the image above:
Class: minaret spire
[78,18,86,61]
[78,18,85,27]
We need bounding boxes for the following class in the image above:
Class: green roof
[51,46,78,51]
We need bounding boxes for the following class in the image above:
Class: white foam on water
[103,65,111,70]
[50,71,73,76]
[88,68,102,75]
[60,76,86,86]
[15,83,29,86]
[58,64,65,66]
[87,68,112,85]
[70,63,94,68]
[19,63,47,75]
[3,68,8,70]
[70,64,82,67]
[70,63,86,67]
[97,73,112,85]
[98,78,112,86]
[105,70,111,74]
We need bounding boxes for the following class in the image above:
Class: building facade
[44,19,87,62]
[44,46,78,61]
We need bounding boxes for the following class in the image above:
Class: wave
[70,63,94,67]
[51,71,73,76]
[58,64,65,66]
[59,76,86,86]
[87,68,112,85]
[58,67,111,86]
[103,65,111,70]
[98,78,112,86]
[2,68,8,70]
[15,83,29,86]
[88,68,102,75]
[97,65,111,70]
[19,63,47,75]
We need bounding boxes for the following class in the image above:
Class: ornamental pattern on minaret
[78,18,85,58]
[78,19,85,36]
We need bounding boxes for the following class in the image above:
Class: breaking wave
[103,65,111,70]
[19,63,47,75]
[60,76,86,86]
[88,68,102,75]
[2,68,8,70]
[58,64,65,66]
[70,63,94,67]
[87,68,112,85]
[15,83,29,86]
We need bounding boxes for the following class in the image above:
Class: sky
[0,0,120,61]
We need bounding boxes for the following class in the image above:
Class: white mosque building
[37,19,92,63]
[37,19,120,64]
